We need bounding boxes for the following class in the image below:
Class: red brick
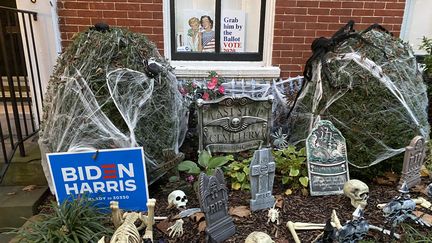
[153,27,163,34]
[339,16,361,23]
[385,2,405,9]
[316,30,335,37]
[341,2,364,8]
[383,17,403,24]
[103,10,128,18]
[140,3,162,11]
[128,11,153,19]
[294,29,316,37]
[279,7,308,15]
[116,19,141,26]
[330,9,353,16]
[77,10,103,18]
[274,29,294,37]
[61,25,79,32]
[65,17,91,25]
[295,16,318,22]
[89,3,115,10]
[297,1,319,7]
[273,36,283,44]
[281,50,304,58]
[352,9,374,16]
[306,22,328,30]
[374,9,403,17]
[58,9,78,17]
[129,26,153,33]
[284,22,306,29]
[152,12,163,19]
[364,2,385,9]
[273,43,293,50]
[115,3,140,11]
[317,16,339,23]
[319,1,342,8]
[308,8,330,15]
[63,2,89,10]
[284,37,306,44]
[361,16,383,24]
[277,1,297,7]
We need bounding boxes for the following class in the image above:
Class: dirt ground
[148,175,432,243]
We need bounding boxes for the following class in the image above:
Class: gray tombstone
[400,136,426,189]
[196,95,273,153]
[249,148,276,211]
[198,168,235,242]
[306,120,350,196]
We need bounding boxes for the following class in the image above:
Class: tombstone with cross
[249,148,276,211]
[400,136,426,189]
[198,168,235,242]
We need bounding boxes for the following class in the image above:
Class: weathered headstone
[249,148,276,211]
[196,95,273,153]
[400,136,426,189]
[306,120,350,196]
[198,168,235,242]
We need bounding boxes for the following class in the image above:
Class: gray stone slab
[306,120,350,196]
[198,168,235,242]
[0,186,48,230]
[400,136,426,189]
[196,95,273,153]
[249,148,275,211]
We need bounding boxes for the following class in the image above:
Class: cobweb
[39,28,187,191]
[286,29,430,168]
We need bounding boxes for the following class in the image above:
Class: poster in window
[221,10,245,53]
[176,10,215,53]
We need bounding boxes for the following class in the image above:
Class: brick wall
[274,0,406,78]
[57,0,164,52]
[57,0,406,78]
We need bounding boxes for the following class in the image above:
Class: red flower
[207,80,217,90]
[202,92,210,100]
[211,77,218,84]
[218,85,225,94]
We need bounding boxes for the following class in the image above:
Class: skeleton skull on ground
[245,231,274,243]
[343,179,369,208]
[167,190,188,209]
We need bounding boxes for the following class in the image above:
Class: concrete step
[0,185,48,231]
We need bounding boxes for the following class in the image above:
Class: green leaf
[208,156,229,169]
[241,183,250,190]
[289,168,300,177]
[198,150,211,167]
[282,176,289,184]
[232,182,241,190]
[299,176,309,187]
[285,189,293,195]
[236,172,246,182]
[178,161,201,174]
[226,154,234,161]
[243,166,250,175]
[299,147,306,156]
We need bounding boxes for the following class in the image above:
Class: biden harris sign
[47,147,149,211]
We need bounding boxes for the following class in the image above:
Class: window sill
[172,61,280,79]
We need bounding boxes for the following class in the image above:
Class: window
[169,0,266,61]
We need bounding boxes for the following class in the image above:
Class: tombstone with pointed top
[306,120,350,196]
[249,148,276,211]
[198,168,235,242]
[400,136,426,189]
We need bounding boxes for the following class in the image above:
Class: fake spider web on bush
[286,22,430,168]
[39,27,188,191]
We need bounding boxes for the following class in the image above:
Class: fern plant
[8,196,112,243]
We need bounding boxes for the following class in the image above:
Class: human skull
[245,231,274,243]
[231,117,241,128]
[343,179,369,208]
[167,190,188,209]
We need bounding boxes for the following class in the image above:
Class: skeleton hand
[167,219,184,238]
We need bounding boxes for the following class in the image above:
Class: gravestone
[198,168,235,242]
[249,148,276,211]
[400,136,426,189]
[196,95,273,153]
[306,120,350,196]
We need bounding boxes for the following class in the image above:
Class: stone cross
[400,136,426,189]
[306,120,350,196]
[249,148,276,211]
[198,168,235,242]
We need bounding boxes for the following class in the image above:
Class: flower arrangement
[179,71,225,102]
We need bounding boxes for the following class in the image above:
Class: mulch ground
[147,176,432,243]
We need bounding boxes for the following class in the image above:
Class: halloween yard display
[39,25,187,191]
[286,21,430,168]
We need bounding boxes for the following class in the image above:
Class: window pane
[174,0,216,53]
[221,0,261,53]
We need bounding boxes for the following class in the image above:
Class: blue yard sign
[47,147,149,211]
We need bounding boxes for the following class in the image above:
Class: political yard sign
[47,147,149,211]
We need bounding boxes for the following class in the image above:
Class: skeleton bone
[167,219,184,238]
[267,204,280,225]
[110,201,124,229]
[286,221,301,243]
[110,212,142,243]
[142,198,156,241]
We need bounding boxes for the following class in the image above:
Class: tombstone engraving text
[400,136,426,189]
[198,168,235,242]
[249,148,276,211]
[306,120,350,196]
[196,96,272,153]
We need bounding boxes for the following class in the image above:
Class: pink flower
[202,92,210,100]
[207,80,217,90]
[179,87,187,96]
[186,175,195,183]
[211,77,218,84]
[218,85,225,94]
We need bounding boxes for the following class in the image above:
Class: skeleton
[267,203,280,225]
[245,231,274,243]
[343,179,369,208]
[427,183,432,198]
[379,182,431,237]
[167,190,188,209]
[100,199,157,243]
[167,219,184,237]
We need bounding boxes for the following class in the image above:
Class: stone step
[0,186,48,231]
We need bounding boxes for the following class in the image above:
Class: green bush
[420,36,432,77]
[273,145,309,195]
[8,196,111,243]
[178,150,233,175]
[224,157,251,190]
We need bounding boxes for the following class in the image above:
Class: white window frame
[162,0,280,79]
